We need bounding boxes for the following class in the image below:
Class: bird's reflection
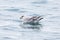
[20,22,43,30]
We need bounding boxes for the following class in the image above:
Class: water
[0,0,60,40]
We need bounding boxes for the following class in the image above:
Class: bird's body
[20,15,43,25]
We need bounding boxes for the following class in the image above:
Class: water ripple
[4,8,19,12]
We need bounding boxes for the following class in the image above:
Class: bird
[20,15,43,25]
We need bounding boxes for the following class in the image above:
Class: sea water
[0,0,60,40]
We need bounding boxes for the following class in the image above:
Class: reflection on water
[20,22,43,31]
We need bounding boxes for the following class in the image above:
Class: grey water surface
[0,0,60,40]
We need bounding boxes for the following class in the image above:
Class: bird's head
[20,15,24,19]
